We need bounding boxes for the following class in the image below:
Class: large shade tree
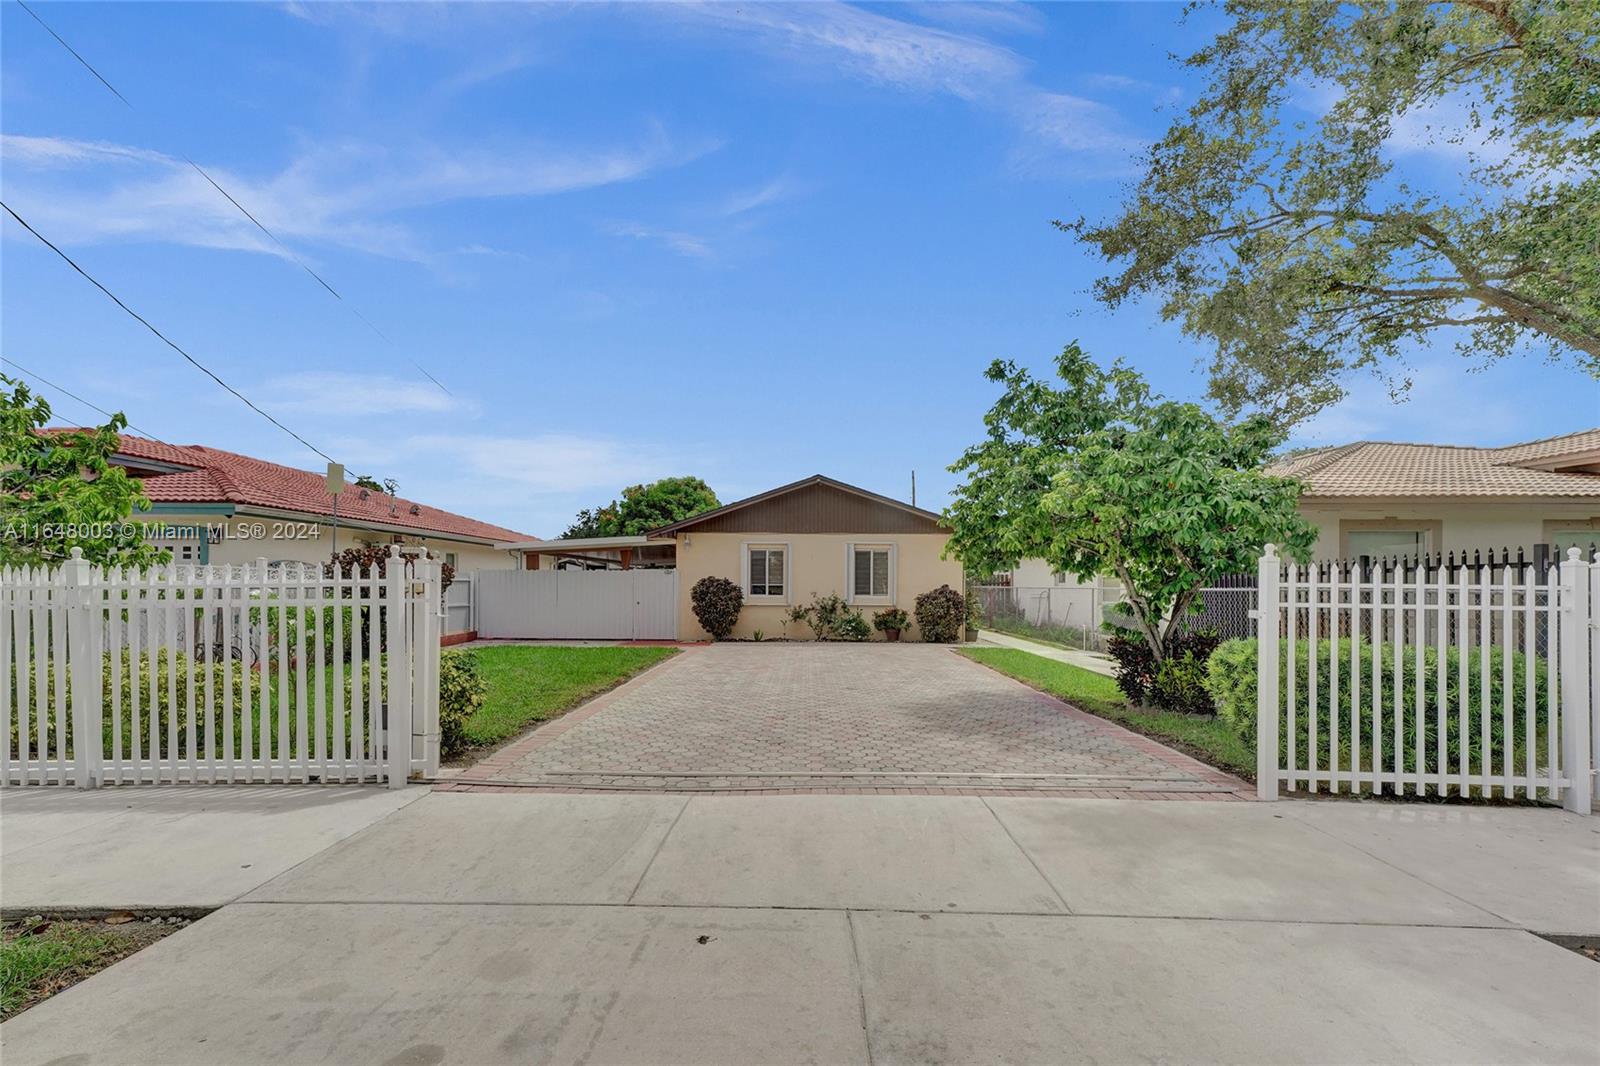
[1070,0,1600,426]
[946,344,1316,664]
[0,376,166,569]
[561,476,720,539]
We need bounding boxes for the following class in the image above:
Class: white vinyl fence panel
[475,569,678,640]
[1,546,442,789]
[1255,545,1593,814]
[444,572,474,635]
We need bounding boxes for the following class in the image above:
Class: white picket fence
[1255,546,1594,814]
[1,545,442,789]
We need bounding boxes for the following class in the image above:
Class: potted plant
[872,607,910,642]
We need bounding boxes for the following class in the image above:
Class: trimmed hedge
[1207,637,1551,776]
[914,585,966,643]
[9,649,263,755]
[437,649,485,759]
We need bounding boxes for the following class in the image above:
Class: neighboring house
[642,474,963,641]
[1272,428,1600,563]
[66,432,532,570]
[985,559,1123,638]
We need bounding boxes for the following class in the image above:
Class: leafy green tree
[0,376,166,569]
[1070,0,1600,426]
[561,506,614,540]
[946,345,1315,664]
[561,477,720,538]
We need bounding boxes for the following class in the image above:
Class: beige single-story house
[501,475,965,641]
[1273,428,1600,564]
[78,432,533,571]
[656,475,964,641]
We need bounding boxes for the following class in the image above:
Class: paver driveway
[458,643,1248,796]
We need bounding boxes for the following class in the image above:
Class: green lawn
[465,645,678,748]
[2,919,178,1018]
[959,647,1255,779]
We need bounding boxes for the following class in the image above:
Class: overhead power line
[1,201,338,465]
[13,0,453,397]
[0,356,170,444]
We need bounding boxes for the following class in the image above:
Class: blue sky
[4,1,1595,537]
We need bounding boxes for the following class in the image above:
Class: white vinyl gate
[474,569,678,640]
[1255,545,1594,814]
[1,546,442,789]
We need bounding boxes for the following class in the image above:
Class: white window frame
[741,541,791,604]
[846,542,896,606]
[1347,528,1431,558]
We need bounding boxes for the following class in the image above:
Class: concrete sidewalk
[0,785,428,911]
[975,629,1117,675]
[2,791,1597,1064]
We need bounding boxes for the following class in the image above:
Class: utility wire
[12,0,454,397]
[1,356,170,444]
[1,201,338,465]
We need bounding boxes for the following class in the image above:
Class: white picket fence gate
[1,545,442,789]
[1255,545,1594,814]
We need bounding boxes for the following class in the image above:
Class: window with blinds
[852,547,890,598]
[748,546,785,597]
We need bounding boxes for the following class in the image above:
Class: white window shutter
[845,542,855,602]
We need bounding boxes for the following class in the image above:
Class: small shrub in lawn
[1106,629,1221,709]
[437,649,486,759]
[690,576,743,639]
[1206,637,1551,776]
[914,585,966,643]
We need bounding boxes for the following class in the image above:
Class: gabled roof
[1271,428,1600,499]
[46,429,534,543]
[648,474,947,535]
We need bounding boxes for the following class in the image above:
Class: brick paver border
[443,645,1253,801]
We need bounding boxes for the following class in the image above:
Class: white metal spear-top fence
[1255,545,1595,814]
[1,545,442,789]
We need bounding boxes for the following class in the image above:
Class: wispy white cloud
[404,431,686,493]
[903,2,1047,36]
[665,1,1025,100]
[657,2,1143,172]
[1286,360,1527,450]
[718,176,806,217]
[263,372,474,416]
[1081,72,1183,105]
[603,220,714,259]
[0,128,715,262]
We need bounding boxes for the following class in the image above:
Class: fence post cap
[69,546,84,560]
[1566,546,1584,561]
[1261,543,1278,559]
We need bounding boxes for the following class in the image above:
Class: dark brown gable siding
[682,483,946,534]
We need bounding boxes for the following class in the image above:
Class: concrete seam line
[219,899,1531,931]
[1278,808,1520,928]
[980,795,1077,915]
[624,794,692,904]
[215,787,430,907]
[844,910,877,1066]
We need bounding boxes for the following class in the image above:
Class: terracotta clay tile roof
[49,430,533,543]
[1271,429,1600,498]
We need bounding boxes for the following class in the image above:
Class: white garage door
[474,569,678,640]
